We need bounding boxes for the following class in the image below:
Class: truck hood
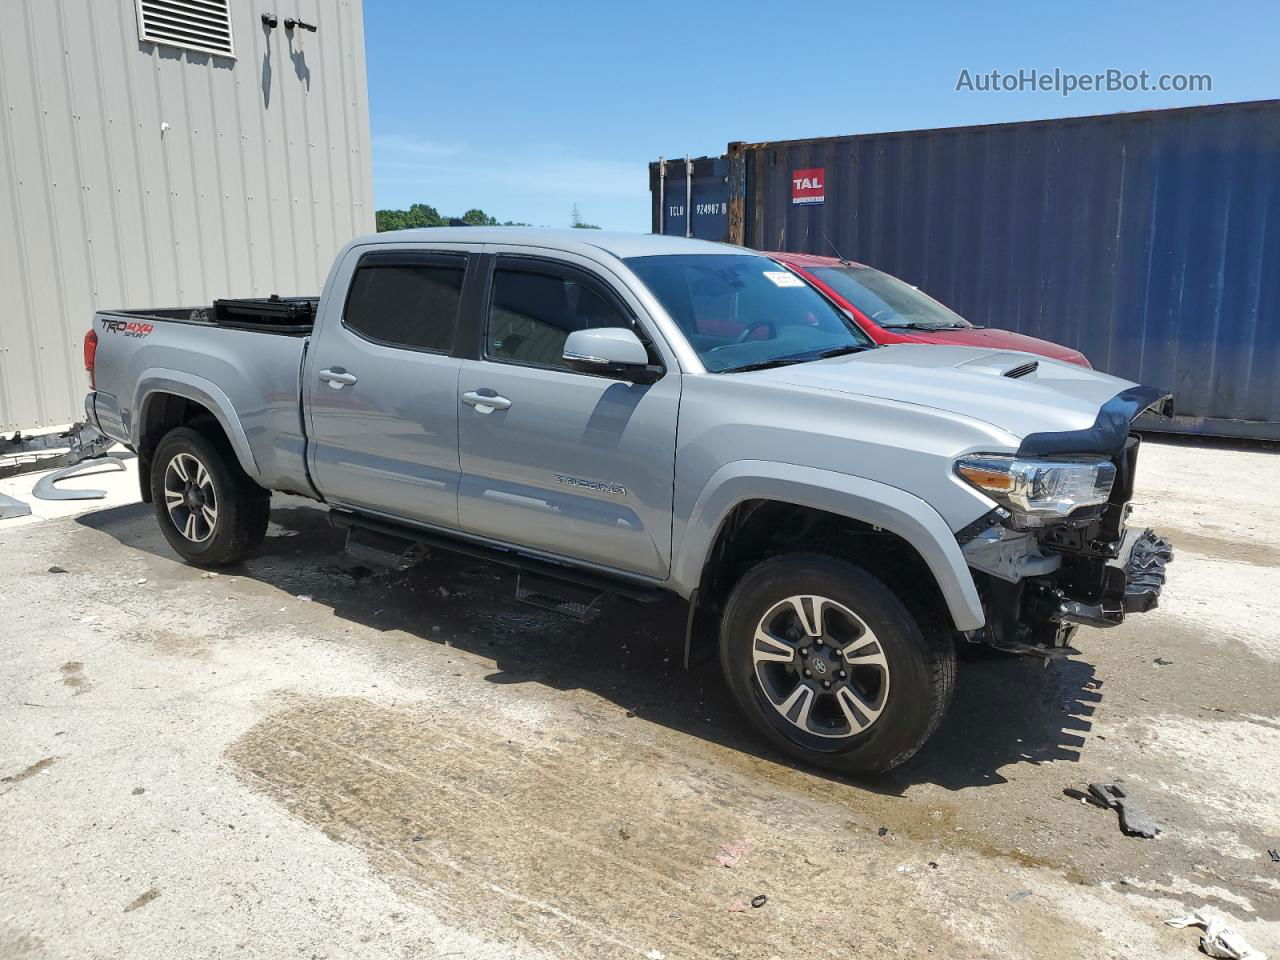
[747,344,1158,451]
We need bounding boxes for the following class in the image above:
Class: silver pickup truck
[84,228,1172,774]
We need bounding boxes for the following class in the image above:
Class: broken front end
[955,387,1174,658]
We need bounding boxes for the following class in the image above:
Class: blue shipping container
[650,100,1280,440]
[649,156,729,240]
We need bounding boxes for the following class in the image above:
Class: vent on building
[135,0,235,58]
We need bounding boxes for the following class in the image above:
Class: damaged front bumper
[1057,527,1173,627]
[961,430,1173,658]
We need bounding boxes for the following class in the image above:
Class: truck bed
[89,300,317,498]
[101,295,318,336]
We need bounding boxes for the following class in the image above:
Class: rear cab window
[343,252,467,352]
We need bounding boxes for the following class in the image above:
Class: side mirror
[562,328,661,383]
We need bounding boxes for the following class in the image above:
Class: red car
[767,252,1091,368]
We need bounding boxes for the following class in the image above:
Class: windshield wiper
[881,321,967,331]
[724,344,867,373]
[810,345,866,359]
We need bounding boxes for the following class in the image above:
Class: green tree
[376,203,526,232]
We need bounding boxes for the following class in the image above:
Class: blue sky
[364,0,1276,231]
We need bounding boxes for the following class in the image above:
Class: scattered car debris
[1268,849,1279,863]
[1008,890,1032,902]
[0,423,112,481]
[1087,783,1162,838]
[717,840,751,868]
[750,895,768,909]
[1063,787,1110,808]
[32,455,126,501]
[1165,909,1266,960]
[47,565,68,574]
[0,492,32,520]
[1154,657,1175,665]
[877,826,889,837]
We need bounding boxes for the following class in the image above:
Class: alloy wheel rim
[162,452,218,543]
[751,594,890,739]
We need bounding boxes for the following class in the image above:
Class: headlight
[955,455,1116,523]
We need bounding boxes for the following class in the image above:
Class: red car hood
[900,326,1089,366]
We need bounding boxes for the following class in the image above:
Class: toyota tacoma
[83,229,1172,774]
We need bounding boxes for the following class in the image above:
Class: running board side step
[328,509,667,608]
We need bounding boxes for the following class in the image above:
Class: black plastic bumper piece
[1017,385,1173,457]
[1121,528,1173,613]
[1058,527,1173,627]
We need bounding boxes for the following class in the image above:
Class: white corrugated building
[0,0,374,431]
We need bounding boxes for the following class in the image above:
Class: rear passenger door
[456,252,680,579]
[307,247,477,528]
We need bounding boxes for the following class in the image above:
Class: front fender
[133,369,259,478]
[673,460,985,632]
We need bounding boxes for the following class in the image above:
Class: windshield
[625,254,874,372]
[809,265,971,331]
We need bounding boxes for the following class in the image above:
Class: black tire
[719,553,955,776]
[150,425,270,566]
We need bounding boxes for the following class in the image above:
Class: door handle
[319,368,358,389]
[461,390,512,413]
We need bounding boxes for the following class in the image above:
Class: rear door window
[344,253,467,353]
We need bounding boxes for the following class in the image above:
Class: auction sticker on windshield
[763,271,805,288]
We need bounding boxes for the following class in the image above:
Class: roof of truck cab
[357,227,740,259]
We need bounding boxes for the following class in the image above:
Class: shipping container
[649,100,1280,440]
[648,155,729,239]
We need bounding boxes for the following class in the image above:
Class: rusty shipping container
[649,100,1280,440]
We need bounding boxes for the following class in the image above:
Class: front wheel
[719,553,955,776]
[150,425,270,566]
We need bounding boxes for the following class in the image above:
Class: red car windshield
[809,265,972,331]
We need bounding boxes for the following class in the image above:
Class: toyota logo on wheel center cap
[812,658,828,675]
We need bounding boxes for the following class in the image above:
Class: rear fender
[133,369,259,478]
[674,460,985,632]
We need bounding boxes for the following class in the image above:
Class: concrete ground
[1,437,1277,960]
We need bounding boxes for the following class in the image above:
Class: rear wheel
[720,553,955,775]
[150,426,270,566]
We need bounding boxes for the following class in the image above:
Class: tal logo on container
[791,168,825,205]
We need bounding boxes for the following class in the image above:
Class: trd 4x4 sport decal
[101,318,154,337]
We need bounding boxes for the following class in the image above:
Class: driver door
[456,252,680,579]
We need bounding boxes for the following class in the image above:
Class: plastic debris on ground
[31,456,127,500]
[0,493,32,519]
[1165,910,1266,960]
[1086,782,1162,837]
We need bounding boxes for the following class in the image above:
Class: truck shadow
[77,500,1099,796]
